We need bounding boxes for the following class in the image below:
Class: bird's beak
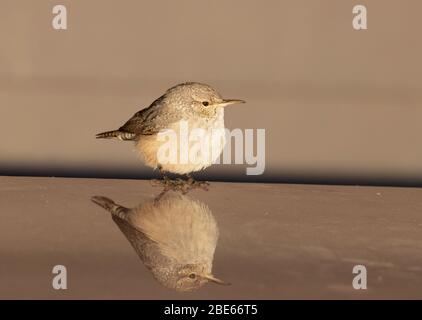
[203,274,231,286]
[216,99,246,107]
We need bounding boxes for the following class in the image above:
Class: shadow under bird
[96,82,245,176]
[91,191,229,292]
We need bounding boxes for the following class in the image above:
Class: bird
[91,191,229,292]
[96,82,245,181]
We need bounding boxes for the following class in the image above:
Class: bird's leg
[154,188,168,203]
[151,167,192,194]
[151,168,172,190]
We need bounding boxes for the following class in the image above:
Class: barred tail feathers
[95,130,136,140]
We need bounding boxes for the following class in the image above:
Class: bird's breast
[135,115,226,174]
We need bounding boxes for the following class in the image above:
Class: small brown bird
[96,82,244,177]
[91,191,229,292]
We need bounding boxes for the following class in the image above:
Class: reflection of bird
[91,192,229,292]
[96,82,244,176]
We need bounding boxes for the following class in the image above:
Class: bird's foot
[152,176,191,194]
[151,175,210,195]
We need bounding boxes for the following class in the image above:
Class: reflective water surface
[1,176,422,299]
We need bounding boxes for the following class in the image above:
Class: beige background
[1,0,422,183]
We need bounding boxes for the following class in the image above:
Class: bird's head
[166,263,230,292]
[165,82,245,118]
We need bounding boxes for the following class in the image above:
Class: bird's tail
[95,130,136,140]
[91,196,131,220]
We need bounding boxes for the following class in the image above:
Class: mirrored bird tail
[91,196,131,220]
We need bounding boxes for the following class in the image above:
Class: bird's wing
[119,96,182,136]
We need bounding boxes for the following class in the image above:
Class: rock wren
[91,191,229,292]
[96,82,244,176]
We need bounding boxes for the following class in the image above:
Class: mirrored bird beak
[216,99,246,107]
[203,274,231,286]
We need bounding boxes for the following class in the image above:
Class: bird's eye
[188,273,196,279]
[202,101,209,107]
